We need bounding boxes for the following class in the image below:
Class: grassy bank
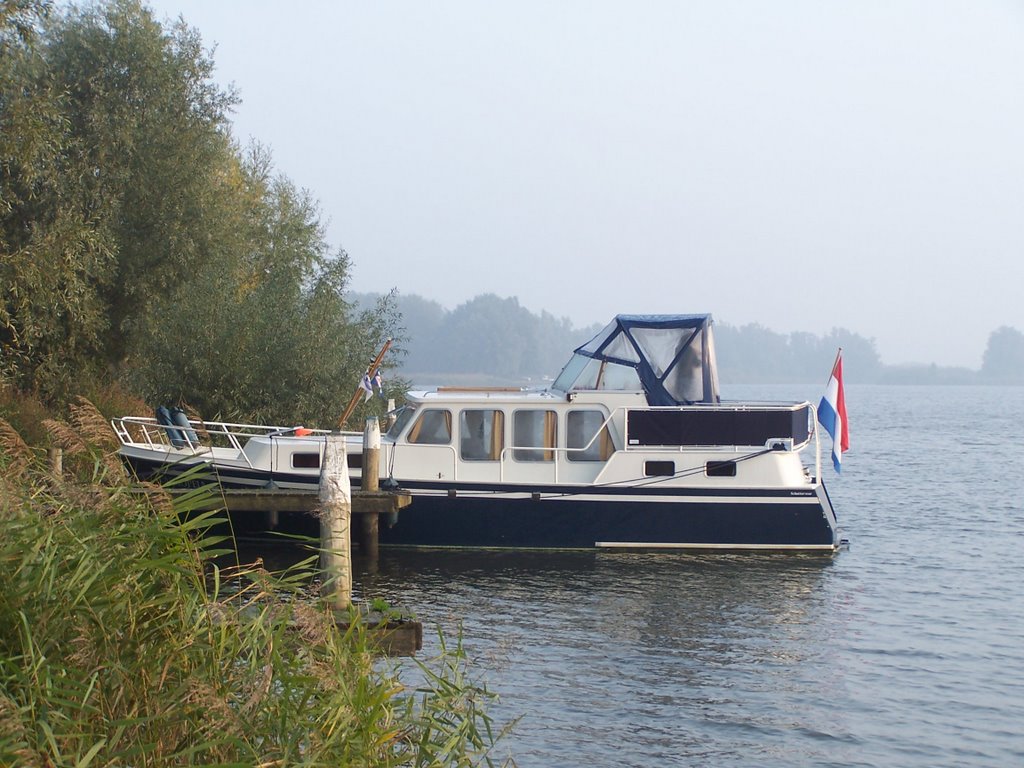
[0,401,509,766]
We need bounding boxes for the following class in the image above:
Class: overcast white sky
[143,0,1024,368]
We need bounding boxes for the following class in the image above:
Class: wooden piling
[359,418,381,557]
[362,418,381,494]
[320,426,421,655]
[318,433,352,610]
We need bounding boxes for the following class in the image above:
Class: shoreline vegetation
[0,396,511,766]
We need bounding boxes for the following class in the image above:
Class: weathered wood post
[359,417,381,558]
[319,433,352,610]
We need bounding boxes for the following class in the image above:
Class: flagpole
[828,346,843,380]
[338,338,392,429]
[816,345,843,482]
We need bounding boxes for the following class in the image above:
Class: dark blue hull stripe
[122,456,838,549]
[377,494,837,549]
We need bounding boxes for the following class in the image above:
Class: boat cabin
[383,315,815,487]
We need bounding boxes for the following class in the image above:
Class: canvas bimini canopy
[551,314,721,405]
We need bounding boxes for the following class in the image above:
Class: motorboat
[114,314,841,552]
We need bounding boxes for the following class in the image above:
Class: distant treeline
[720,324,1023,385]
[350,293,603,383]
[352,292,1024,386]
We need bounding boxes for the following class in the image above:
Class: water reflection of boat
[114,314,841,552]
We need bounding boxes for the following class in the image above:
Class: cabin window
[459,409,504,460]
[292,452,320,469]
[388,405,417,439]
[407,409,452,445]
[706,460,737,477]
[644,460,675,477]
[567,410,614,462]
[513,410,557,462]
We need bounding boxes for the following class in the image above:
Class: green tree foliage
[2,1,398,421]
[981,326,1024,383]
[0,0,49,46]
[41,0,240,362]
[125,152,401,426]
[1,0,114,396]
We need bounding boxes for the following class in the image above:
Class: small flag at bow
[817,350,849,473]
[360,372,374,402]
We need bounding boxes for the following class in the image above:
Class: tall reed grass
[0,406,511,766]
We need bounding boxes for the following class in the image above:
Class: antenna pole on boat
[338,338,393,429]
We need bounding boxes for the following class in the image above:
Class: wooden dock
[162,485,411,556]
[189,487,411,516]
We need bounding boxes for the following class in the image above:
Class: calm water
[286,385,1024,766]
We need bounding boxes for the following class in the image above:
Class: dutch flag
[817,350,849,473]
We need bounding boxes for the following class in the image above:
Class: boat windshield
[386,404,417,439]
[552,354,643,392]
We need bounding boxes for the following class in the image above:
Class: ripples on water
[266,385,1024,766]
[356,551,853,767]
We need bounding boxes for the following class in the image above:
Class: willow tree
[1,0,114,397]
[2,0,401,419]
[125,148,402,427]
[41,0,242,364]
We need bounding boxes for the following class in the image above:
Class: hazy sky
[142,0,1024,368]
